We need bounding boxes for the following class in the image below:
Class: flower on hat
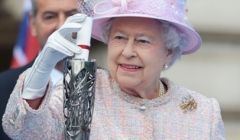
[111,0,134,13]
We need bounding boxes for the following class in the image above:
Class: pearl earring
[163,64,169,70]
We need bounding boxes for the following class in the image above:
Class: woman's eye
[137,39,150,44]
[136,36,151,44]
[114,35,125,40]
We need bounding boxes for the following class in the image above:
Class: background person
[0,0,79,139]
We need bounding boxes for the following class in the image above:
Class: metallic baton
[63,15,95,140]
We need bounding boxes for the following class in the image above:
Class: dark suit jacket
[0,62,33,140]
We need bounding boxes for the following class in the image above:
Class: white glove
[22,14,93,100]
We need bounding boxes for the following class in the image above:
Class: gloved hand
[22,14,93,100]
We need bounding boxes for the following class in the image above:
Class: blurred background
[0,0,239,139]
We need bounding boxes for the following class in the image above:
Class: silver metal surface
[63,58,96,140]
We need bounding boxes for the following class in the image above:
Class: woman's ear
[166,49,172,57]
[164,49,173,68]
[30,15,37,37]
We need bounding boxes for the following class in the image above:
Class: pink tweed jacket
[2,69,225,140]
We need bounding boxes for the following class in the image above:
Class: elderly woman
[2,0,225,139]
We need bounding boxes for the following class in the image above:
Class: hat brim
[92,14,202,55]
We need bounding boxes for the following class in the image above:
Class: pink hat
[91,0,202,55]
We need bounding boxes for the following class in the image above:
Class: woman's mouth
[119,64,142,72]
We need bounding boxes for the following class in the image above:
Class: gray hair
[102,19,187,68]
[161,21,187,67]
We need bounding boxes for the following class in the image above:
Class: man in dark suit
[0,0,79,139]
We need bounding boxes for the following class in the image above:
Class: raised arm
[22,14,89,109]
[2,14,92,139]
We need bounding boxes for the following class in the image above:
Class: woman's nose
[121,40,137,58]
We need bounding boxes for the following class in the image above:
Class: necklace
[112,79,171,111]
[159,81,166,97]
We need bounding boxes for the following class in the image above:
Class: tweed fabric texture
[2,69,225,140]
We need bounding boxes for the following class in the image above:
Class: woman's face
[107,17,171,95]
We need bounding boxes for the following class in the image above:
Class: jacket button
[139,104,146,111]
